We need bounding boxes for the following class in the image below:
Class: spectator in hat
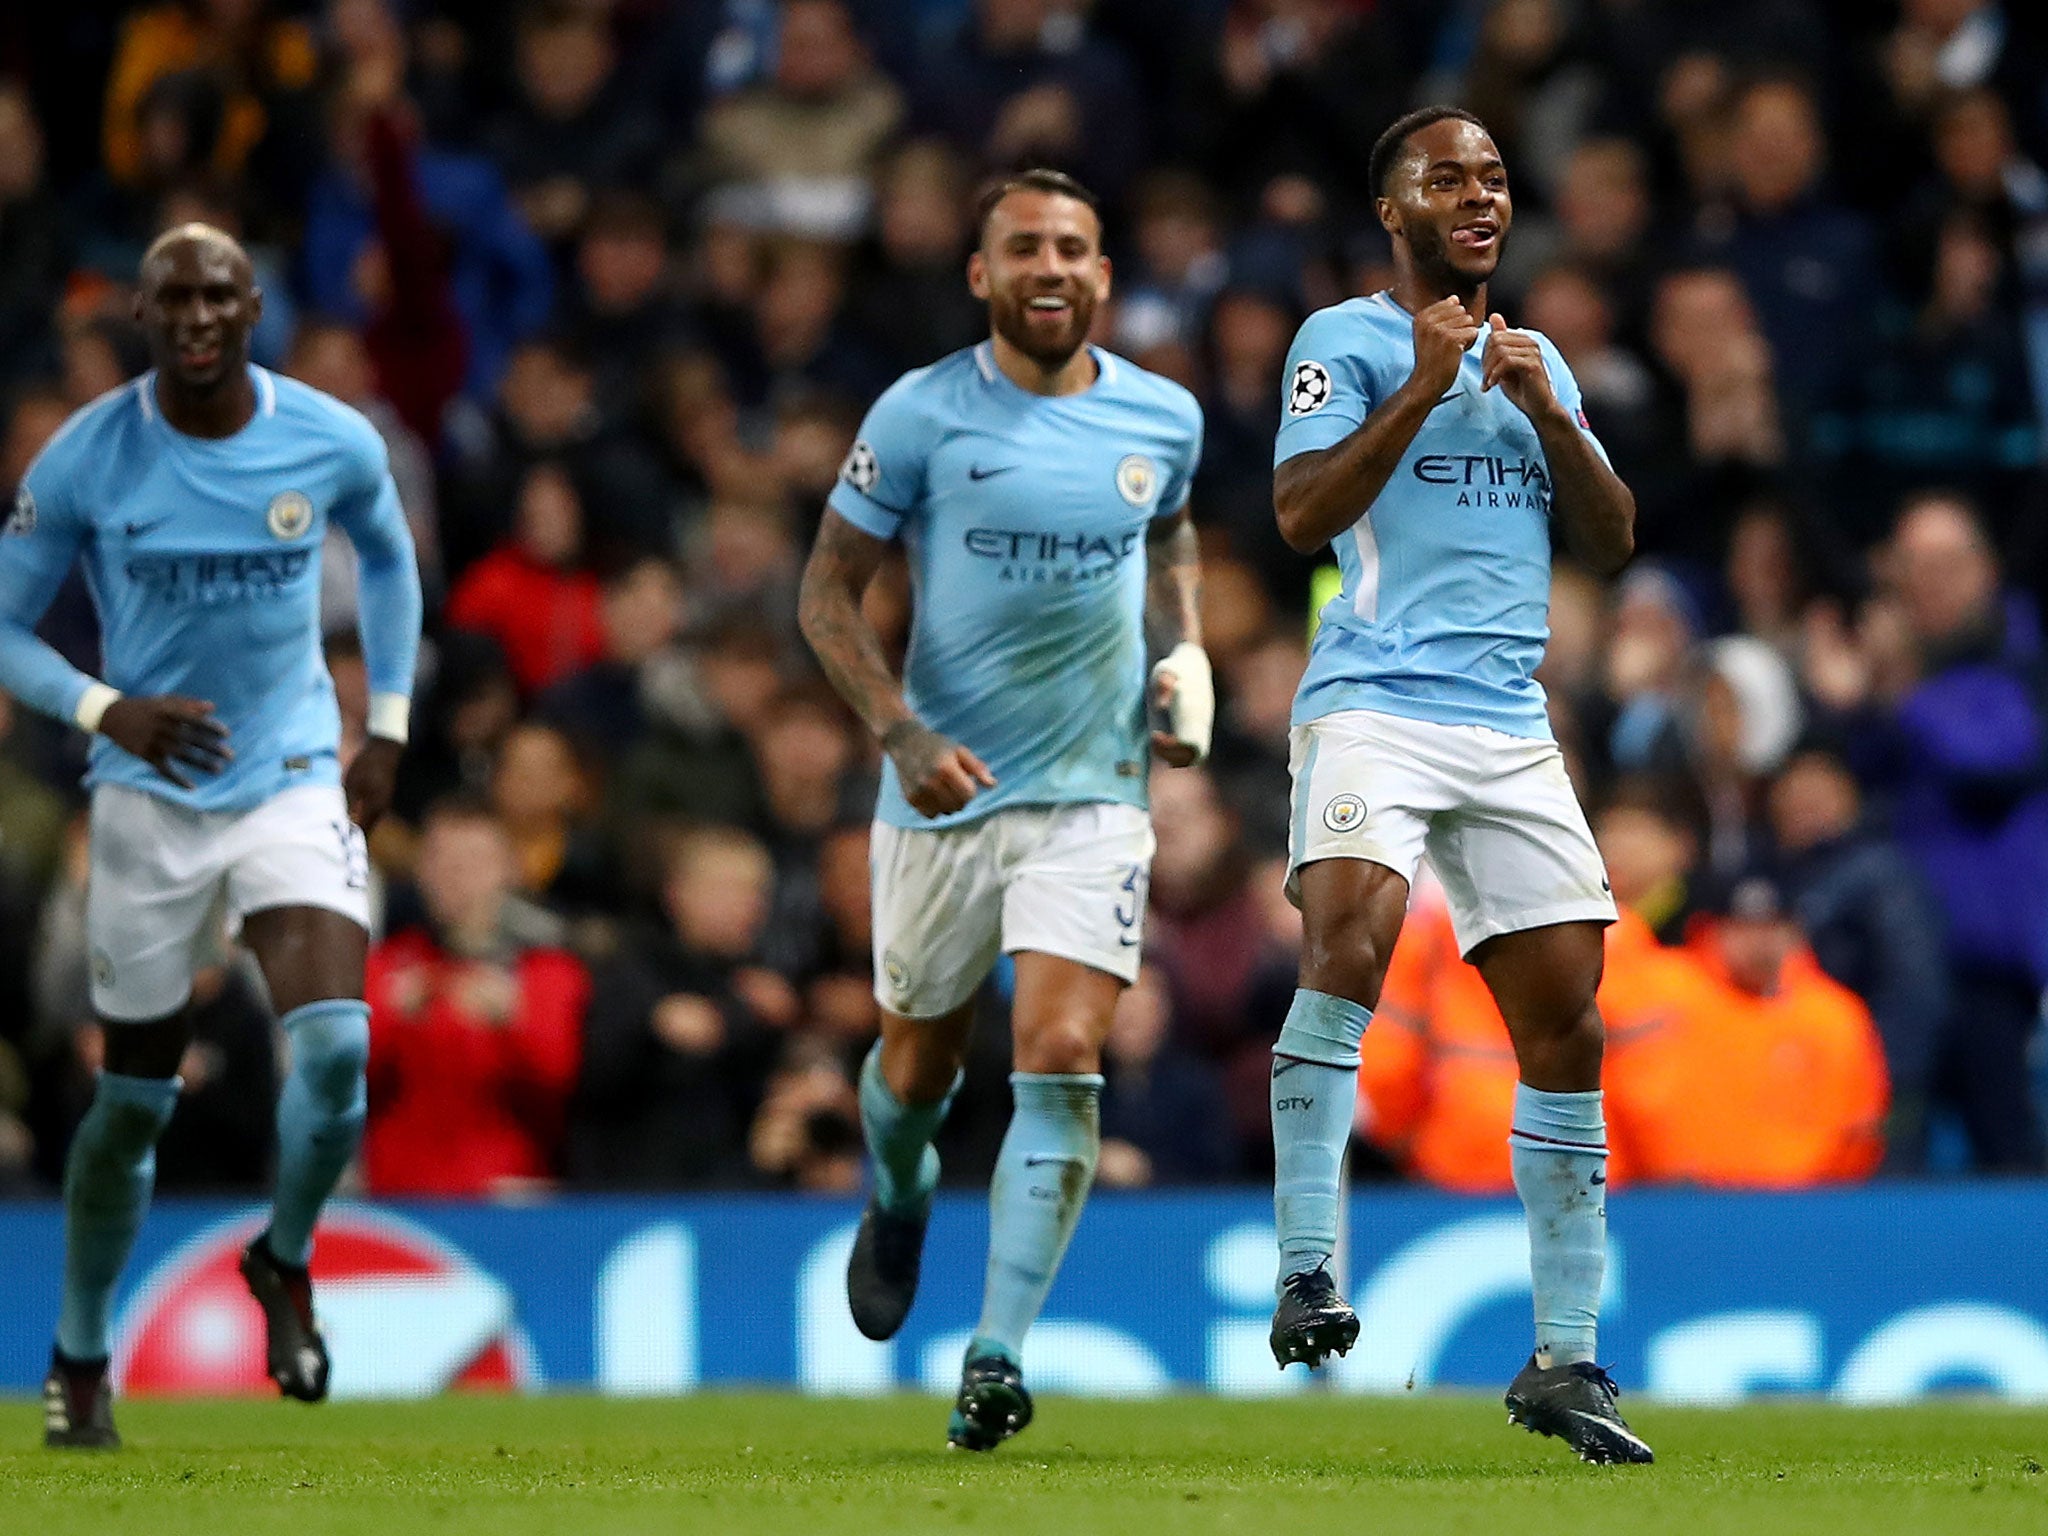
[1769,740,1951,1168]
[1611,865,1890,1188]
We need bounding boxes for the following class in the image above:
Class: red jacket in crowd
[362,929,589,1197]
[445,547,605,696]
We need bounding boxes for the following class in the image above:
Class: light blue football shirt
[0,368,423,811]
[1274,291,1607,739]
[828,342,1203,830]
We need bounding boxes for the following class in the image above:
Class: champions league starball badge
[1288,361,1332,416]
[5,485,34,536]
[841,440,879,494]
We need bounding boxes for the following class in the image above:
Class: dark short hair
[974,168,1101,244]
[580,190,668,245]
[1596,772,1709,845]
[423,790,502,832]
[1368,106,1492,199]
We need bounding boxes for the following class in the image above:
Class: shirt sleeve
[0,440,98,724]
[1274,306,1378,467]
[1156,389,1205,517]
[329,422,424,703]
[1534,333,1612,467]
[825,375,932,541]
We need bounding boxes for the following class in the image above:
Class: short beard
[1407,222,1494,304]
[990,292,1094,370]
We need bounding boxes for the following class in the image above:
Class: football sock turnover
[970,1072,1102,1364]
[267,999,371,1267]
[1509,1083,1607,1367]
[857,1041,961,1217]
[57,1071,181,1360]
[1271,988,1372,1285]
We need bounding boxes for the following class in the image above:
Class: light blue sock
[858,1043,961,1218]
[1272,988,1372,1285]
[1509,1083,1608,1368]
[57,1072,181,1360]
[267,999,371,1267]
[971,1072,1102,1365]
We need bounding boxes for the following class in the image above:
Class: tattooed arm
[798,508,995,817]
[1145,507,1202,656]
[1145,507,1212,766]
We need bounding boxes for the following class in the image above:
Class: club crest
[882,950,911,997]
[1115,454,1157,507]
[267,490,313,540]
[1323,794,1366,833]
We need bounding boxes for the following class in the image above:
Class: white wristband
[1150,641,1215,763]
[73,683,122,734]
[367,691,411,744]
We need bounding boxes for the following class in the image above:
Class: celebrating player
[0,226,423,1448]
[1266,109,1651,1464]
[799,169,1208,1451]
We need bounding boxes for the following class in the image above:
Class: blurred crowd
[1,0,2047,1198]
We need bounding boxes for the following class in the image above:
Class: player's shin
[57,1072,181,1361]
[266,1000,371,1266]
[1508,1083,1607,1368]
[858,1041,961,1216]
[970,1072,1102,1363]
[1271,989,1371,1283]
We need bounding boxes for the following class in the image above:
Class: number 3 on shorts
[332,818,370,891]
[1115,863,1146,948]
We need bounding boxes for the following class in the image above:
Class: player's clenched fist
[1481,312,1557,417]
[98,694,232,789]
[1408,297,1482,398]
[884,719,998,818]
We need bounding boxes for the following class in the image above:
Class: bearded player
[799,169,1208,1451]
[1266,108,1651,1464]
[0,226,422,1448]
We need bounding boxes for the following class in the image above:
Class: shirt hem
[1290,689,1552,742]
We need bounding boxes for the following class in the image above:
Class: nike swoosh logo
[1022,1153,1086,1167]
[1117,934,1140,947]
[1560,1407,1649,1451]
[125,517,172,538]
[967,464,1018,481]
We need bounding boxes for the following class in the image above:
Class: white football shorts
[1287,708,1615,957]
[870,801,1154,1019]
[87,781,371,1022]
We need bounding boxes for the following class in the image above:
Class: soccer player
[798,168,1208,1451]
[1266,108,1652,1464]
[0,226,423,1448]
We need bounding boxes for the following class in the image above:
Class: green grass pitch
[5,1393,2047,1535]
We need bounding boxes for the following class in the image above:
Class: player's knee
[93,1093,179,1155]
[892,1046,965,1104]
[1299,910,1388,1008]
[288,1008,371,1116]
[101,1015,194,1079]
[1516,1001,1604,1085]
[1015,1016,1101,1076]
